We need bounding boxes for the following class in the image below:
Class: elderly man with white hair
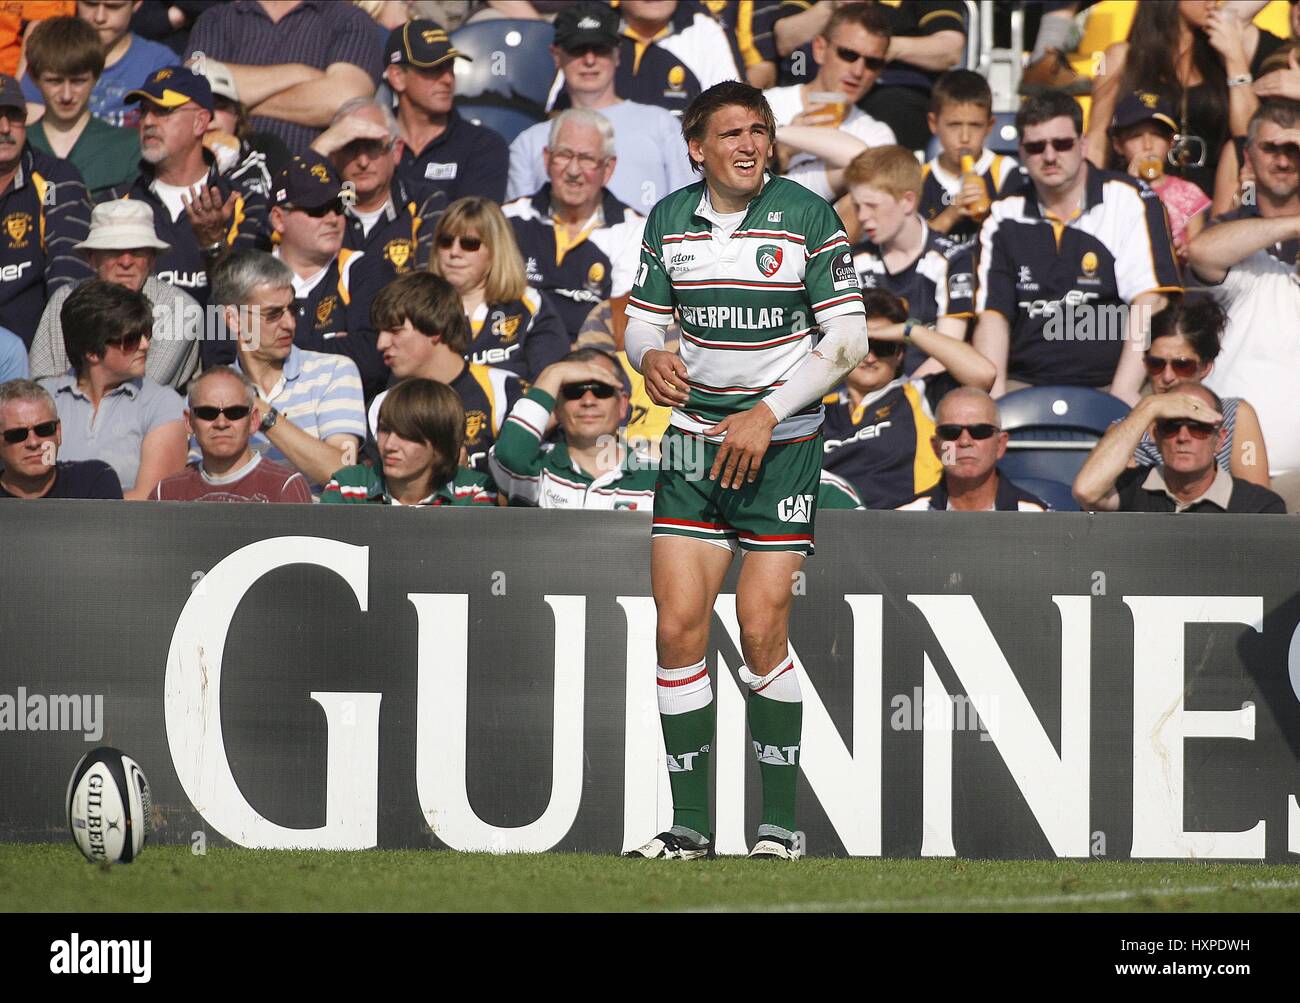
[28,199,202,391]
[504,107,646,339]
[311,95,445,278]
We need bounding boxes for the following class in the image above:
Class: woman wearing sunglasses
[820,289,996,508]
[1131,297,1270,489]
[429,197,570,384]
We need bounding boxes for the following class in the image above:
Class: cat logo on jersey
[1080,251,1099,278]
[756,244,783,277]
[493,313,521,344]
[384,239,412,272]
[5,212,31,247]
[667,65,686,91]
[464,410,487,442]
[315,295,338,327]
[587,261,605,288]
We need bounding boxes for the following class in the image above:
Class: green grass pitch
[4,844,1299,912]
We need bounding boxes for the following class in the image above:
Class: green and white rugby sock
[657,658,713,839]
[741,655,802,835]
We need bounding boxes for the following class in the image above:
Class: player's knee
[656,613,709,662]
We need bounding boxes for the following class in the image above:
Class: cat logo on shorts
[1080,251,1098,278]
[464,410,487,443]
[384,239,412,272]
[777,493,814,523]
[493,313,521,344]
[587,261,605,288]
[5,212,31,247]
[756,244,783,277]
[310,164,330,183]
[315,294,338,326]
[667,65,686,91]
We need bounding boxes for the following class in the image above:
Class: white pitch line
[674,879,1300,913]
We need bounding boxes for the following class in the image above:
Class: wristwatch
[259,406,280,433]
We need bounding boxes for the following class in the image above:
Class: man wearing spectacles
[972,90,1181,405]
[764,3,896,202]
[152,366,310,503]
[266,151,388,402]
[311,96,443,281]
[1188,99,1300,512]
[505,108,647,340]
[0,379,121,499]
[1074,382,1284,514]
[896,387,1047,511]
[108,65,270,323]
[490,348,658,510]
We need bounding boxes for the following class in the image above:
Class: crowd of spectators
[0,0,1295,517]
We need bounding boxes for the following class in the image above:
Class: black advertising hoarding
[1,502,1297,860]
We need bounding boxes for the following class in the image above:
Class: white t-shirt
[351,202,389,238]
[765,84,897,201]
[152,178,207,222]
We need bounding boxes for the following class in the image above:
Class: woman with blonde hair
[429,196,569,382]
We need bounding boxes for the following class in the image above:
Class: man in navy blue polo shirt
[268,151,388,403]
[386,20,509,205]
[0,74,93,350]
[0,378,122,499]
[972,90,1181,404]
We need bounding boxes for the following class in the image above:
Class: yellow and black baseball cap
[385,20,471,69]
[1110,91,1178,135]
[125,65,214,112]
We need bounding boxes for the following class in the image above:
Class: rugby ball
[66,748,151,864]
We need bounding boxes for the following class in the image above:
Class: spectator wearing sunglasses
[323,377,496,506]
[429,196,569,384]
[38,279,187,500]
[843,145,973,376]
[764,3,896,203]
[505,108,647,341]
[369,270,522,473]
[1074,382,1284,514]
[973,91,1181,406]
[29,199,202,391]
[1131,297,1270,491]
[106,66,270,316]
[1188,99,1300,511]
[0,379,122,499]
[823,289,994,510]
[152,365,310,502]
[490,348,658,510]
[264,151,389,402]
[898,387,1048,512]
[312,96,443,281]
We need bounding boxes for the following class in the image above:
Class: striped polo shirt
[627,174,866,443]
[975,162,1181,387]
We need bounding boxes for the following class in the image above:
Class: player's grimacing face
[689,105,770,203]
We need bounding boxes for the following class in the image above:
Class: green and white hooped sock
[657,658,713,839]
[740,656,802,836]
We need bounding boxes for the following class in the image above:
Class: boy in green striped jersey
[623,82,873,861]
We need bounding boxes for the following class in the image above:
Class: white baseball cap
[198,57,239,104]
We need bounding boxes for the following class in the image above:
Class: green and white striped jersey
[627,174,864,443]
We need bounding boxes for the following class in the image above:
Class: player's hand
[642,349,690,407]
[183,186,238,247]
[703,403,777,490]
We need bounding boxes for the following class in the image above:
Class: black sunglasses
[1143,354,1200,378]
[834,45,887,71]
[106,330,148,353]
[1154,418,1219,439]
[867,338,900,358]
[289,197,345,218]
[191,405,253,422]
[1021,137,1077,155]
[560,381,617,401]
[935,423,1000,441]
[437,234,483,252]
[2,419,59,444]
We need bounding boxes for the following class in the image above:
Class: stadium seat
[455,99,545,145]
[996,385,1130,485]
[451,19,557,113]
[1010,476,1081,512]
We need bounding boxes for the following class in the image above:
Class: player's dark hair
[371,271,472,355]
[61,280,154,378]
[861,289,909,324]
[1149,296,1225,363]
[681,81,777,175]
[822,2,892,43]
[1015,90,1084,137]
[25,16,104,81]
[930,69,993,117]
[377,378,464,489]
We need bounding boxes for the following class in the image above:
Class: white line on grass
[675,879,1300,913]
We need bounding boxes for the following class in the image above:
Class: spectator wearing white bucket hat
[28,199,203,391]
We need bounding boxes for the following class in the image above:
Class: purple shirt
[185,0,383,156]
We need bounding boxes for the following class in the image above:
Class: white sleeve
[761,313,869,423]
[624,315,667,373]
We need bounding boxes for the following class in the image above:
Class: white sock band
[657,658,712,715]
[739,657,802,704]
